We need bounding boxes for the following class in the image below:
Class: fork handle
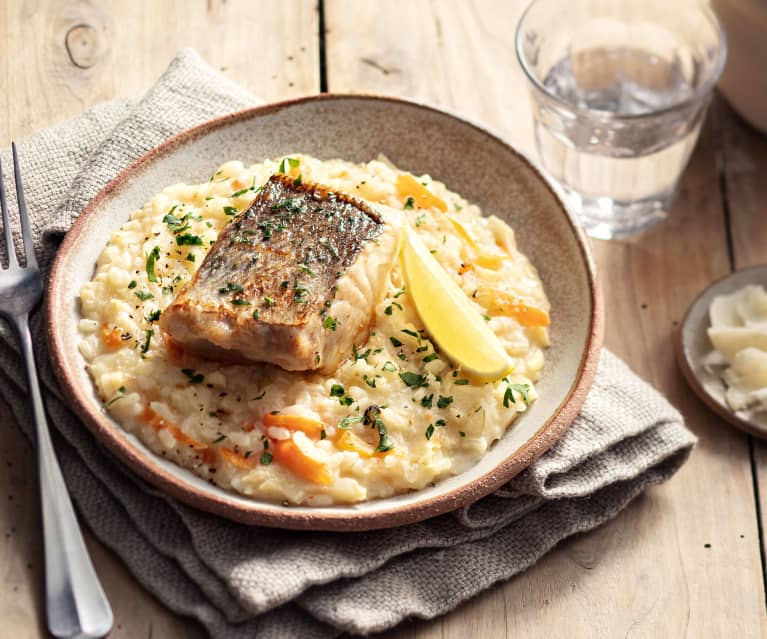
[13,314,113,639]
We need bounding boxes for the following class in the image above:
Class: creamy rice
[78,155,549,505]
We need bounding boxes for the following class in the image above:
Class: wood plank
[719,100,767,556]
[326,1,767,637]
[0,0,318,636]
[0,0,319,146]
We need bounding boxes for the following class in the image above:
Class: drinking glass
[516,0,727,239]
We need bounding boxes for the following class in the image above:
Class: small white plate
[675,264,767,438]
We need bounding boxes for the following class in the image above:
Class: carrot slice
[143,407,208,450]
[262,413,325,438]
[396,174,447,212]
[448,218,505,270]
[335,430,388,459]
[219,448,257,470]
[476,289,550,327]
[100,325,123,348]
[271,437,332,485]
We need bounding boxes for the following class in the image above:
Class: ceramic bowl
[46,95,603,530]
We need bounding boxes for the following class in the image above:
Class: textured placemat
[0,49,696,638]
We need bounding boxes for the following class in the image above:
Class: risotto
[77,155,550,505]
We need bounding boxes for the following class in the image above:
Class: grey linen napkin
[0,49,696,638]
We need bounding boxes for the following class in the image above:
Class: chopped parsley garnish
[330,384,345,397]
[382,361,397,373]
[459,431,466,437]
[294,286,309,304]
[219,282,244,294]
[353,344,371,362]
[146,309,161,322]
[231,298,251,306]
[105,386,126,407]
[260,452,273,465]
[252,309,260,320]
[320,428,327,440]
[270,198,304,214]
[338,415,363,430]
[140,329,153,354]
[186,253,196,262]
[454,379,469,386]
[259,221,276,240]
[323,315,338,331]
[298,264,316,277]
[421,393,434,409]
[415,213,426,226]
[212,434,227,444]
[385,301,403,315]
[163,211,190,233]
[278,157,300,173]
[293,173,303,187]
[503,383,531,407]
[263,296,275,307]
[390,336,403,348]
[181,368,205,384]
[223,206,238,216]
[423,353,438,363]
[128,280,137,289]
[403,196,415,210]
[401,328,420,339]
[482,314,490,321]
[339,396,354,406]
[231,179,263,198]
[363,375,377,388]
[253,389,266,400]
[437,395,454,409]
[135,290,153,301]
[424,419,447,440]
[176,233,204,246]
[393,287,407,298]
[364,405,392,452]
[146,247,161,283]
[399,372,428,388]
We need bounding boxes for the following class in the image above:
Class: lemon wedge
[400,224,514,382]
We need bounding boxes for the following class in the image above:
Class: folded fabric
[0,49,696,639]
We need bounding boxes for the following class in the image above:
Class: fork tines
[0,143,37,269]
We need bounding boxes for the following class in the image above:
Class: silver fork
[0,144,113,638]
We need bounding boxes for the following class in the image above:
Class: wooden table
[2,2,766,637]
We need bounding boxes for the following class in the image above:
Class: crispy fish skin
[160,174,402,372]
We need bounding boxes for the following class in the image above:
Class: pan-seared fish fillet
[160,174,402,372]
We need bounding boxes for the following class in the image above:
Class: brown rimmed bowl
[46,94,603,531]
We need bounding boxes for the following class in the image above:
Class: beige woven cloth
[0,50,696,638]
